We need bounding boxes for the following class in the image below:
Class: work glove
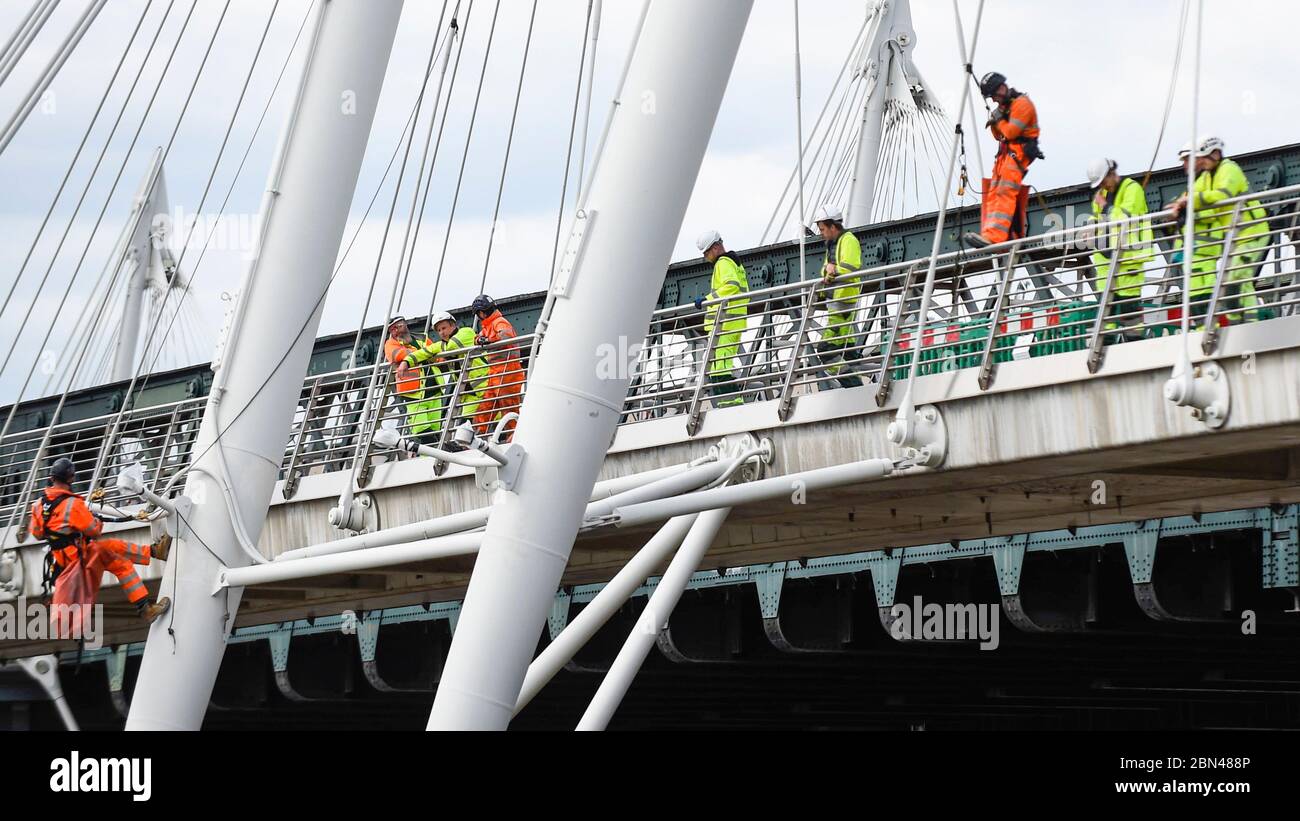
[88,487,105,503]
[475,334,489,347]
[985,106,1006,128]
[693,297,704,309]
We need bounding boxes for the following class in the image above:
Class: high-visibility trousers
[704,310,747,407]
[54,538,153,607]
[400,393,442,437]
[820,282,862,375]
[704,310,747,378]
[473,364,524,437]
[97,538,153,606]
[980,149,1029,244]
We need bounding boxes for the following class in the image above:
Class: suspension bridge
[1,0,1298,730]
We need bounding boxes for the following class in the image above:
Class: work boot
[150,533,172,562]
[962,232,992,249]
[138,597,170,624]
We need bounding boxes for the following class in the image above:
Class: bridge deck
[1,182,1299,658]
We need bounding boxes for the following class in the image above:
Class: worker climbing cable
[693,230,751,408]
[29,458,171,639]
[963,71,1044,249]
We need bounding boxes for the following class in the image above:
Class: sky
[1,0,1298,402]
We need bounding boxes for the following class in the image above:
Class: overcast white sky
[1,0,1297,401]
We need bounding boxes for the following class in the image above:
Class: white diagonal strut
[427,0,755,731]
[125,0,404,731]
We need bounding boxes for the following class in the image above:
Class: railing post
[874,263,919,407]
[282,376,324,500]
[776,284,820,421]
[432,344,475,477]
[88,413,127,497]
[13,436,47,542]
[1201,199,1247,355]
[149,405,183,494]
[978,245,1019,388]
[1085,236,1126,374]
[355,365,394,489]
[685,298,727,437]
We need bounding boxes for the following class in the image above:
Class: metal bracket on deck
[886,403,947,468]
[0,549,23,601]
[1164,360,1231,429]
[551,209,595,299]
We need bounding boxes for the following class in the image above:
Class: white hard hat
[696,229,722,254]
[1086,157,1116,188]
[1179,135,1224,159]
[430,310,455,327]
[811,203,844,225]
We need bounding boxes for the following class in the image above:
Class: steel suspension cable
[390,3,460,314]
[347,0,453,365]
[426,0,501,320]
[130,0,319,399]
[88,1,285,490]
[0,0,59,88]
[1,0,229,533]
[893,0,985,429]
[479,0,538,292]
[544,0,595,289]
[0,0,108,155]
[0,0,187,445]
[0,0,153,326]
[759,15,872,243]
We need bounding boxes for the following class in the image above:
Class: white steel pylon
[845,0,940,226]
[125,0,405,730]
[111,147,179,383]
[428,0,755,730]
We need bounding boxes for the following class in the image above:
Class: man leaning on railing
[1170,135,1271,323]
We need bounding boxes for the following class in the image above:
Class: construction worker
[399,311,489,435]
[384,316,442,444]
[1086,158,1154,340]
[29,458,170,632]
[964,72,1044,249]
[469,295,525,439]
[693,230,750,407]
[1170,135,1269,323]
[811,205,865,389]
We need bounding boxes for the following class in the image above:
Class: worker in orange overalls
[963,71,1044,249]
[30,458,171,636]
[469,295,524,439]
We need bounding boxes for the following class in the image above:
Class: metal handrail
[1,184,1298,524]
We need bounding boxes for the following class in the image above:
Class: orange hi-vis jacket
[478,311,520,369]
[988,93,1040,154]
[30,486,100,559]
[384,335,426,397]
